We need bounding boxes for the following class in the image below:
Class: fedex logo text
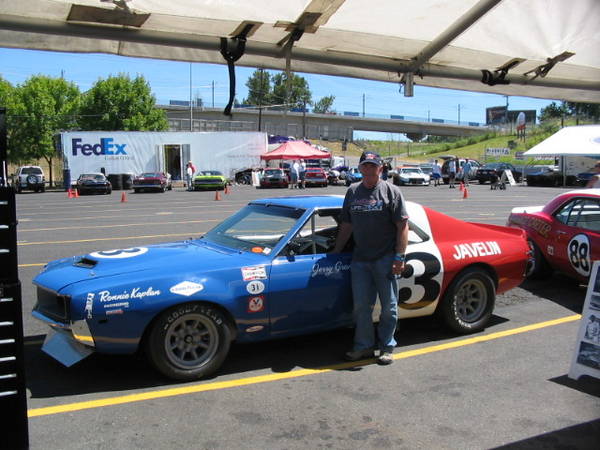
[72,138,127,156]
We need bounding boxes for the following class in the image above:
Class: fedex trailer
[59,131,267,183]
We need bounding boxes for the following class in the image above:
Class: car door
[551,197,600,280]
[268,209,353,336]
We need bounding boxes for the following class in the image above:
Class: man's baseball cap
[359,151,383,167]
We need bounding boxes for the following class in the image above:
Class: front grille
[195,178,222,184]
[33,287,70,323]
[410,178,425,184]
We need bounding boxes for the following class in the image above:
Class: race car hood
[33,240,260,292]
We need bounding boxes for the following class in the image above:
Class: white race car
[395,167,431,186]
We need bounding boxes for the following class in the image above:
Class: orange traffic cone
[459,182,464,192]
[121,191,127,203]
[74,189,79,198]
[463,186,469,199]
[67,188,73,198]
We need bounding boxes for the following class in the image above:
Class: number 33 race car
[508,189,600,282]
[33,196,529,381]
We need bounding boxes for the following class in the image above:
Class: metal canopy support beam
[408,0,503,72]
[0,14,598,94]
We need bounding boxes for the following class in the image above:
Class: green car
[193,170,227,191]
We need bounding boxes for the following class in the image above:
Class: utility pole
[457,104,461,124]
[189,63,193,131]
[302,99,307,139]
[504,95,509,127]
[258,68,264,132]
[212,81,215,108]
[362,94,365,117]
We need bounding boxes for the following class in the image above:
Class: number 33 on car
[32,196,530,381]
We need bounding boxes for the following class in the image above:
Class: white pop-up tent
[0,0,599,104]
[524,125,600,157]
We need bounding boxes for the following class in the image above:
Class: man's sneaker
[344,349,375,361]
[377,351,394,365]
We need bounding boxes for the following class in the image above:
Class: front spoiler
[41,330,94,367]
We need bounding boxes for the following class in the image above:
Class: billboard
[486,107,536,125]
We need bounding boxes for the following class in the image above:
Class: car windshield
[200,171,222,176]
[80,174,104,181]
[140,173,161,177]
[482,163,501,169]
[264,169,282,176]
[202,204,304,252]
[402,168,421,174]
[22,167,42,175]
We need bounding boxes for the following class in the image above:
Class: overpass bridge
[161,105,487,141]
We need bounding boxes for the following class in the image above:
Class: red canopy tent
[260,141,331,161]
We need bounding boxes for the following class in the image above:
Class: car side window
[571,199,600,232]
[289,211,340,255]
[554,199,600,232]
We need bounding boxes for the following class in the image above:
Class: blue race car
[33,195,528,380]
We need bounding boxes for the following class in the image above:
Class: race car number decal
[246,280,265,294]
[397,252,442,309]
[568,234,591,277]
[90,247,148,259]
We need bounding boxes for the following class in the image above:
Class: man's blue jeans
[350,253,398,352]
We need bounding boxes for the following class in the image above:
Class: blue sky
[1,47,556,140]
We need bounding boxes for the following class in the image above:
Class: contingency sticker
[170,281,204,297]
[241,266,267,281]
[247,295,265,313]
[568,233,591,277]
[89,247,149,259]
[246,280,265,294]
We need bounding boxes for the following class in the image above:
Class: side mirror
[286,241,302,256]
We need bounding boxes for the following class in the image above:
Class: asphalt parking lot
[15,182,599,449]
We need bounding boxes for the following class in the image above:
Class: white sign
[568,261,600,381]
[499,169,517,186]
[485,148,510,156]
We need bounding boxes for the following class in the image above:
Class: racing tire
[106,187,112,195]
[146,303,232,381]
[526,239,552,279]
[168,184,173,191]
[438,268,495,334]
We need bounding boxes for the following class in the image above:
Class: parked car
[476,163,522,184]
[132,172,172,193]
[76,173,112,195]
[32,195,529,381]
[259,168,288,188]
[193,170,227,191]
[507,189,599,282]
[344,167,363,186]
[441,159,481,184]
[393,167,431,186]
[419,164,434,176]
[304,167,328,187]
[13,165,45,193]
[525,166,577,187]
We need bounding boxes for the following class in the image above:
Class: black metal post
[0,107,29,449]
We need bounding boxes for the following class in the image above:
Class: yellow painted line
[18,263,45,268]
[28,314,580,418]
[19,219,219,232]
[16,210,237,224]
[18,233,201,246]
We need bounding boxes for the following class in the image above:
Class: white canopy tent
[0,0,599,106]
[524,125,600,157]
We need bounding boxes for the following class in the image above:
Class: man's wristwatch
[394,253,406,262]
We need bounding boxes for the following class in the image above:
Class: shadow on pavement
[492,418,600,450]
[519,274,587,314]
[549,374,600,398]
[25,312,509,399]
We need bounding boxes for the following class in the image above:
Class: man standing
[432,159,441,186]
[448,158,457,188]
[291,160,300,189]
[186,161,195,191]
[333,151,409,365]
[463,158,472,186]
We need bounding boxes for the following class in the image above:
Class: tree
[565,101,600,122]
[10,75,81,184]
[271,72,312,109]
[539,101,568,122]
[243,69,271,106]
[312,95,335,114]
[79,74,168,131]
[0,75,14,108]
